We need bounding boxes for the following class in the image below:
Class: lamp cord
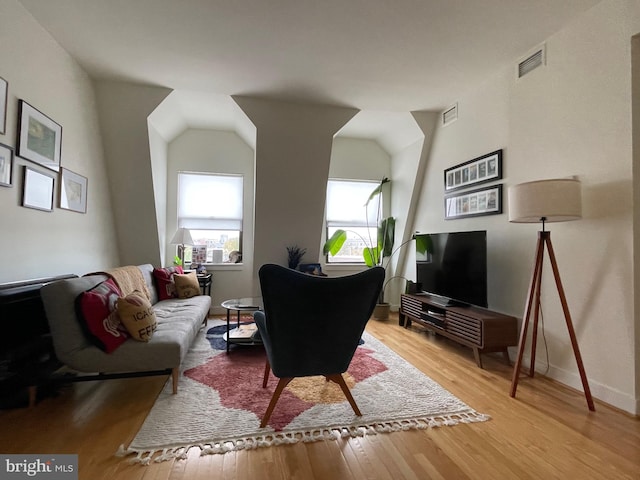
[538,300,550,376]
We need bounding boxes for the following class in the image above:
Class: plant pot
[372,302,391,321]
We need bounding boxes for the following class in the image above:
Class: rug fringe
[118,411,490,464]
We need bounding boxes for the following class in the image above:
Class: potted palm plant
[323,178,431,320]
[323,178,396,319]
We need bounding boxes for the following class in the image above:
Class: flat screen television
[415,230,487,308]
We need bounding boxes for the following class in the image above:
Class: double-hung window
[177,172,243,264]
[325,179,381,263]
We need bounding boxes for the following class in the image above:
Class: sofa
[40,264,211,394]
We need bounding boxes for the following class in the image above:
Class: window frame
[325,178,382,264]
[176,171,244,265]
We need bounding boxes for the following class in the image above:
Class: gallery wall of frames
[0,75,87,214]
[443,149,503,220]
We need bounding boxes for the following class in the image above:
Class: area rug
[117,320,489,464]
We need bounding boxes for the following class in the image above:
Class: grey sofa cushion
[41,274,107,368]
[40,266,211,374]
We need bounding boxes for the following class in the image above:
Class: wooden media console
[399,293,518,368]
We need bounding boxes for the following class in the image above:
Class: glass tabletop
[220,297,263,311]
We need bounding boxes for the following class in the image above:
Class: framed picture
[59,168,88,213]
[22,166,55,212]
[0,143,13,187]
[17,100,62,172]
[192,245,207,264]
[444,149,502,192]
[445,184,503,220]
[0,77,7,135]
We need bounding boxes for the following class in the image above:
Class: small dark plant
[286,245,307,269]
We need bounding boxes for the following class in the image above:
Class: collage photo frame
[443,149,504,220]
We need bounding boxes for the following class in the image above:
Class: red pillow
[153,266,184,301]
[76,278,130,353]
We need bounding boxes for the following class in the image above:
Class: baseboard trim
[521,356,638,416]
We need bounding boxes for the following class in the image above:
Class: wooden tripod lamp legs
[510,231,595,411]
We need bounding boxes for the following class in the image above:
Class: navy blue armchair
[254,263,385,428]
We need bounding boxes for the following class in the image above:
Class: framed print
[0,143,13,187]
[445,184,503,220]
[17,100,62,172]
[444,149,502,192]
[192,245,207,264]
[59,168,88,213]
[22,166,55,212]
[0,77,7,135]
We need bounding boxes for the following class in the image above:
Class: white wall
[328,137,390,181]
[148,124,169,264]
[387,111,440,308]
[412,73,512,310]
[0,0,119,281]
[167,129,255,312]
[94,81,171,267]
[233,97,358,290]
[409,0,640,413]
[633,32,640,415]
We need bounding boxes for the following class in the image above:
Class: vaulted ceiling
[20,0,600,146]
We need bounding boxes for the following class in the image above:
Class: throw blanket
[87,266,151,299]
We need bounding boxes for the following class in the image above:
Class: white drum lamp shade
[508,178,582,224]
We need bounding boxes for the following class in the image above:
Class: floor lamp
[508,178,595,411]
[170,227,194,269]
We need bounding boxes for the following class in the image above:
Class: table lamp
[170,227,194,269]
[508,178,594,411]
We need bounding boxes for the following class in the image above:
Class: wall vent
[517,44,546,79]
[442,103,458,126]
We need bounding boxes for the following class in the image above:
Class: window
[325,179,381,263]
[177,172,243,264]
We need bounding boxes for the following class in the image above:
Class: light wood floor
[1,314,638,479]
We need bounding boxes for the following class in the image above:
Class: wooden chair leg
[326,374,362,416]
[172,367,179,394]
[262,360,271,388]
[260,377,292,428]
[28,386,37,408]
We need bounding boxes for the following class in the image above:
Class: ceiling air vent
[517,44,545,79]
[442,103,458,126]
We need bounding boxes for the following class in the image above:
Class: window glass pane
[325,179,383,263]
[326,226,377,263]
[177,172,243,264]
[186,230,241,264]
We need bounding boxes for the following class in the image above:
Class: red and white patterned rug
[118,321,489,464]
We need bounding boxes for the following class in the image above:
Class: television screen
[415,231,487,307]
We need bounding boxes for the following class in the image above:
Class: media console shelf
[399,293,518,368]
